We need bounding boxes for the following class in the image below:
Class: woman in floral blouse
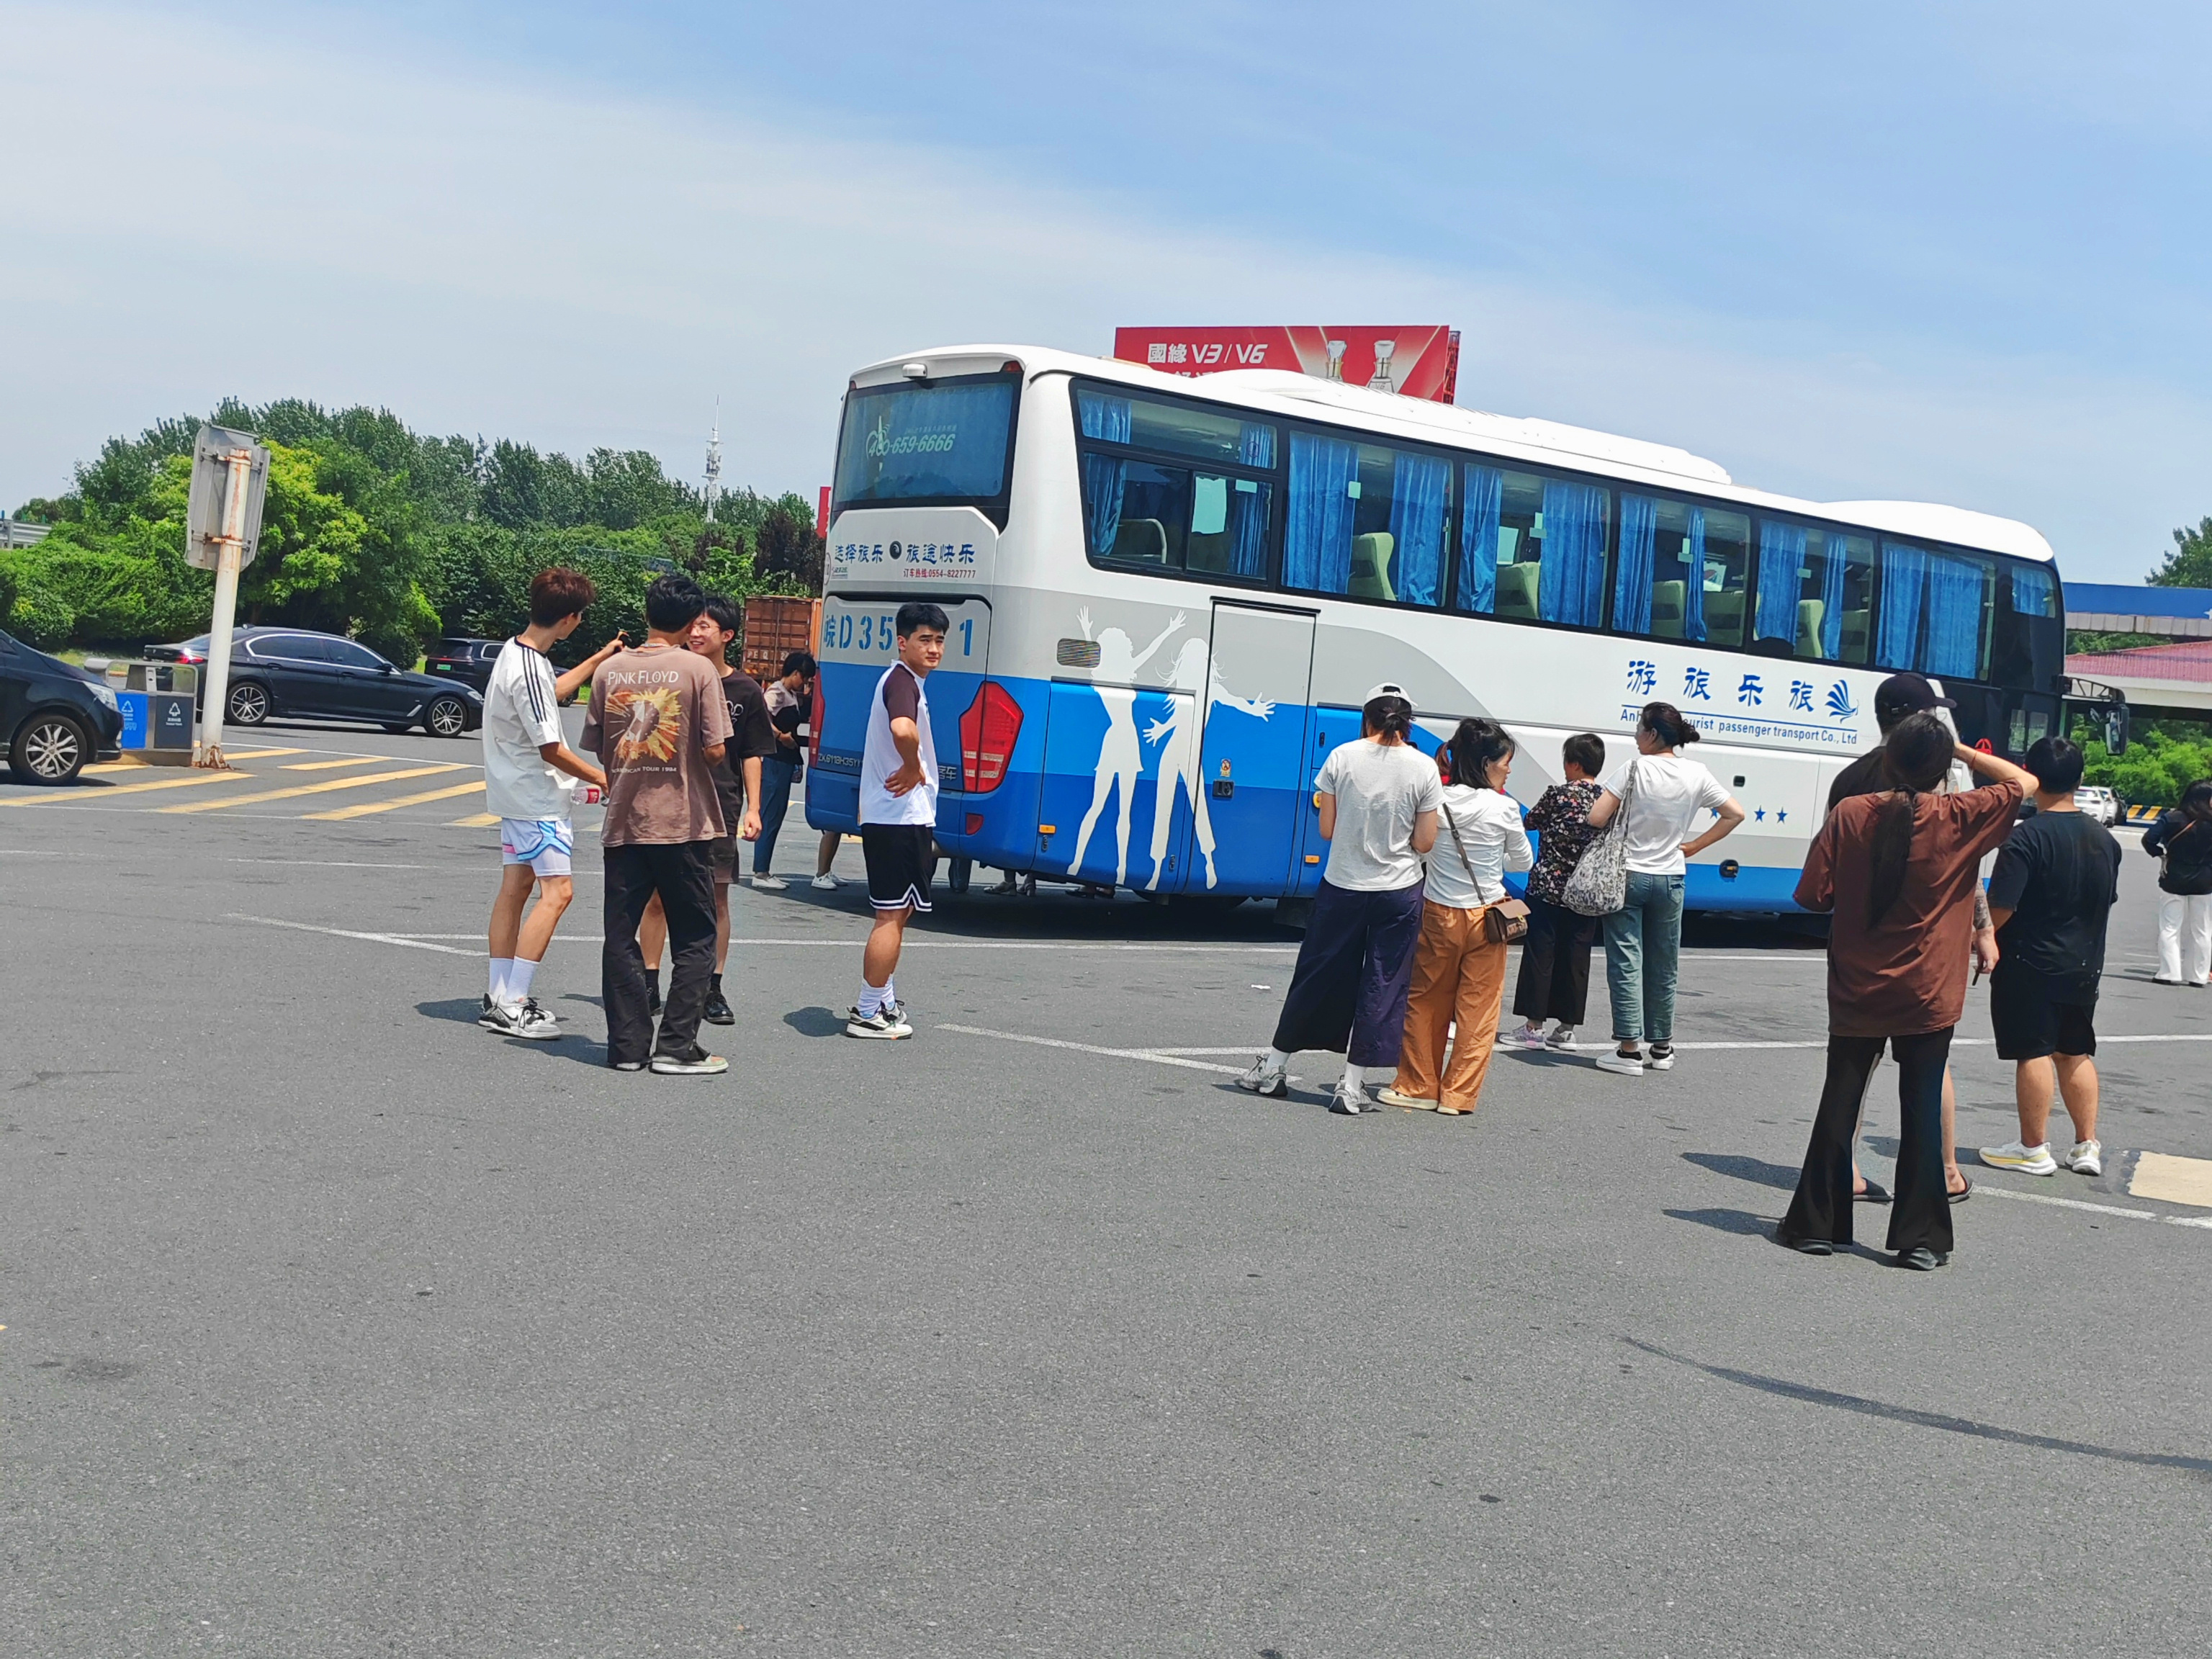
[1503,733,1608,1050]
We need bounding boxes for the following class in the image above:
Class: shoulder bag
[1560,762,1635,918]
[1442,796,1529,943]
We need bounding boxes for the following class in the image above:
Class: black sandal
[1853,1179,1892,1205]
[1948,1175,1972,1204]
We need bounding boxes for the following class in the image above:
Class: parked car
[149,626,482,737]
[1,626,125,784]
[2073,786,2121,826]
[423,637,505,693]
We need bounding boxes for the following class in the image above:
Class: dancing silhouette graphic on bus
[1141,638,1274,889]
[1066,606,1184,884]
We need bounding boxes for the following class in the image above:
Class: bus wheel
[947,856,972,894]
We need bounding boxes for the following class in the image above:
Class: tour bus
[805,345,2069,912]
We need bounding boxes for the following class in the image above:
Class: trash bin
[104,661,199,765]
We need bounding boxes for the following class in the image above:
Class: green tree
[2152,517,2212,588]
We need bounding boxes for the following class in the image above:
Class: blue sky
[4,1,2206,580]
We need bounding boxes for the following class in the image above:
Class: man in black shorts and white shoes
[1979,736,2121,1178]
[848,601,948,1038]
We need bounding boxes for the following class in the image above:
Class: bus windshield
[833,372,1017,511]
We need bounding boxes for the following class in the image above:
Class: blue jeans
[753,755,799,874]
[1602,871,1684,1044]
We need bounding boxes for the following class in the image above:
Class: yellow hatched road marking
[450,811,500,827]
[282,755,385,771]
[305,779,485,821]
[157,763,462,814]
[219,748,305,760]
[3,769,257,805]
[83,760,150,775]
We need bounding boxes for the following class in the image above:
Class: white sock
[1264,1046,1292,1071]
[858,981,886,1018]
[883,976,896,1008]
[507,958,538,1004]
[489,957,513,1002]
[1342,1064,1372,1091]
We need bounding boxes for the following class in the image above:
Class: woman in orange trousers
[1381,718,1532,1115]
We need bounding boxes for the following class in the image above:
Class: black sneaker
[703,979,734,1025]
[478,997,523,1035]
[650,1045,728,1076]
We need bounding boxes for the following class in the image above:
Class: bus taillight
[960,681,1021,793]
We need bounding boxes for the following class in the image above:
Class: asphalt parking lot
[6,716,2210,1658]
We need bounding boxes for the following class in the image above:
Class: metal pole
[193,449,253,769]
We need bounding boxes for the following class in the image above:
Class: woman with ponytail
[1238,684,1442,1115]
[1778,713,2033,1269]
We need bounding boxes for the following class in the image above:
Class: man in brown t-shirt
[583,575,734,1074]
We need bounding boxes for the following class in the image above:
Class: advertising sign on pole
[1111,325,1460,403]
[183,424,272,769]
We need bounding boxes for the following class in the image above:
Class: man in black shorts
[1977,736,2121,1178]
[848,602,948,1038]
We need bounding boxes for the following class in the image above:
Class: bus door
[1189,601,1316,896]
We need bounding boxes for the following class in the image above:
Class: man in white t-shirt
[478,567,624,1038]
[846,601,948,1040]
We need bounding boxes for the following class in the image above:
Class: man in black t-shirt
[1977,737,2121,1180]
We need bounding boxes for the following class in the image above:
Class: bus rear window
[834,374,1018,511]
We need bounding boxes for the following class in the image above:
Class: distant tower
[703,403,724,523]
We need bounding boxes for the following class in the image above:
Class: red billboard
[1112,325,1460,403]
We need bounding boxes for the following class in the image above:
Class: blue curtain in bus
[1389,451,1449,606]
[2011,562,2055,618]
[1076,392,1131,556]
[1538,482,1607,626]
[1877,542,1927,670]
[1226,423,1274,579]
[1457,464,1501,613]
[1819,533,1848,659]
[1923,552,1983,680]
[1285,432,1358,593]
[1755,521,1807,646]
[1682,508,1709,642]
[1614,494,1656,634]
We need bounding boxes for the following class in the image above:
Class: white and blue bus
[805,345,2069,912]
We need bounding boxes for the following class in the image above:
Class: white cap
[1362,682,1411,704]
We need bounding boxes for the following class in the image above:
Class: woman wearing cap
[1238,685,1442,1115]
[1777,714,2033,1269]
[1377,717,1532,1116]
[1585,702,1747,1076]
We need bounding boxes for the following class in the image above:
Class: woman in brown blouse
[1778,713,2033,1269]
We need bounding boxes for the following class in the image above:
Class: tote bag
[1560,762,1636,918]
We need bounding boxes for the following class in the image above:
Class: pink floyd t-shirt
[581,643,734,847]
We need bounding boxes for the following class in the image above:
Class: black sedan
[1,627,126,784]
[423,637,505,693]
[150,627,482,737]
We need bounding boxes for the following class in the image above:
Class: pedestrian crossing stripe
[156,763,463,814]
[2,768,258,804]
[305,778,486,821]
[282,755,387,771]
[221,749,305,760]
[450,811,500,827]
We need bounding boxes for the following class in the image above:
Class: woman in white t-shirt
[1377,718,1533,1116]
[1583,701,1746,1076]
[1237,684,1442,1115]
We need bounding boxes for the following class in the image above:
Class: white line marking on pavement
[1973,1184,2212,1229]
[937,1024,1248,1074]
[385,934,1302,953]
[223,858,436,869]
[228,913,480,956]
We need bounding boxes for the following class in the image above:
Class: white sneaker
[1645,1043,1676,1071]
[2066,1139,2103,1177]
[845,1005,913,1040]
[1595,1047,1645,1076]
[1375,1086,1437,1110]
[1545,1025,1578,1051]
[751,874,789,891]
[1233,1056,1287,1097]
[511,997,561,1040]
[1979,1138,2058,1175]
[649,1046,729,1075]
[811,872,841,891]
[1498,1025,1545,1050]
[1328,1079,1369,1115]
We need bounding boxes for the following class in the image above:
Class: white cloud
[1,2,2201,580]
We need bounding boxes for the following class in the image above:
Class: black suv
[423,637,504,693]
[150,627,482,737]
[0,627,126,784]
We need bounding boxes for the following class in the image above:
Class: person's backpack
[1561,763,1636,917]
